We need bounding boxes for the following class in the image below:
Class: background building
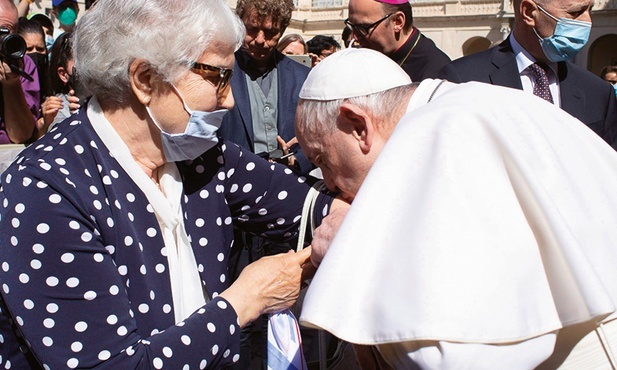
[19,0,617,76]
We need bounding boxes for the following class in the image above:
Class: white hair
[296,84,417,137]
[73,0,245,108]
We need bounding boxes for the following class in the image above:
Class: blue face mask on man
[145,85,228,162]
[532,3,591,63]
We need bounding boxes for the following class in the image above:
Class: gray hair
[296,84,417,137]
[73,0,245,108]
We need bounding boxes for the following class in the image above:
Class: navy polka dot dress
[0,106,332,369]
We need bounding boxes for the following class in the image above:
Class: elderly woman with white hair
[0,0,342,368]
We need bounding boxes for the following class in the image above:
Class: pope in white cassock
[295,48,617,369]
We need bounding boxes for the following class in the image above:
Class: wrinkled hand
[220,247,312,327]
[277,135,298,168]
[311,207,348,267]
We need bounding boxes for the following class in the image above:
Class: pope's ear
[129,59,154,105]
[339,102,374,153]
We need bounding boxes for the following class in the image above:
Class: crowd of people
[0,0,616,369]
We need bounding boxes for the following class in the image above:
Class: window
[312,0,343,8]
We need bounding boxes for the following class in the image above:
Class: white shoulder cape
[300,79,617,345]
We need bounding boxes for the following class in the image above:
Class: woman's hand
[67,90,81,114]
[220,247,312,328]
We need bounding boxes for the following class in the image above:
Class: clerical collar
[391,26,419,65]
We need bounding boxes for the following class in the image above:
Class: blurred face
[532,0,593,39]
[0,4,17,33]
[148,42,235,135]
[297,120,367,202]
[347,0,393,54]
[23,32,46,54]
[604,72,617,85]
[241,9,283,63]
[281,40,305,55]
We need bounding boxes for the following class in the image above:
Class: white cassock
[300,79,617,369]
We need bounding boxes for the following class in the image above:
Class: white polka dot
[153,358,163,369]
[47,303,58,313]
[199,190,209,199]
[61,253,75,263]
[246,162,256,171]
[200,359,208,369]
[48,194,61,204]
[43,318,55,328]
[42,336,53,347]
[242,184,253,193]
[163,347,173,358]
[163,304,172,314]
[230,184,239,193]
[255,196,263,203]
[207,323,216,333]
[223,349,231,358]
[1,262,8,272]
[98,350,111,361]
[71,341,83,352]
[93,200,102,210]
[10,236,18,246]
[217,300,228,310]
[81,232,93,242]
[230,324,236,335]
[276,218,285,225]
[224,217,232,225]
[46,277,59,287]
[110,170,119,178]
[14,203,25,213]
[37,223,50,234]
[233,354,240,362]
[181,335,191,345]
[195,218,205,227]
[31,259,42,269]
[155,264,166,273]
[139,304,149,313]
[146,228,157,237]
[74,145,84,154]
[117,326,128,336]
[23,300,34,309]
[103,176,112,185]
[124,236,133,246]
[278,191,288,200]
[109,285,120,295]
[66,277,80,288]
[67,358,79,369]
[84,291,97,300]
[220,274,226,283]
[89,185,99,195]
[93,253,104,262]
[19,274,29,283]
[32,244,45,254]
[75,321,87,332]
[15,316,24,326]
[211,344,219,355]
[69,221,80,230]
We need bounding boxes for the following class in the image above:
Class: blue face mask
[45,35,54,52]
[533,4,591,63]
[57,7,78,27]
[613,84,617,97]
[146,85,228,162]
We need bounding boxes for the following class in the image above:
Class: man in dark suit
[218,1,312,368]
[218,0,311,172]
[438,0,617,148]
[346,0,450,82]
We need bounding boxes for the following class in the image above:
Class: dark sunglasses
[344,13,392,38]
[190,62,233,94]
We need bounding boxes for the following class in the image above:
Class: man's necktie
[528,63,554,104]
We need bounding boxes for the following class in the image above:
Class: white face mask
[146,85,228,162]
